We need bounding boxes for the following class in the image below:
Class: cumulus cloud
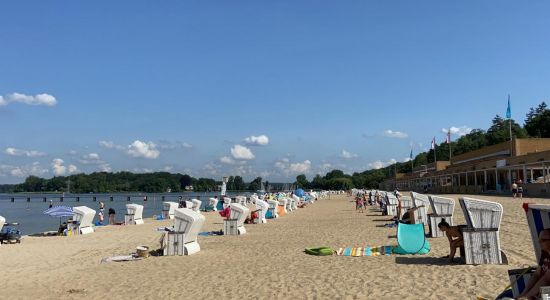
[219,156,246,165]
[274,158,312,175]
[230,145,255,160]
[99,140,125,150]
[99,164,112,172]
[157,140,194,150]
[5,147,46,157]
[127,140,160,159]
[0,93,57,107]
[51,158,78,176]
[244,135,269,146]
[383,130,408,139]
[340,149,358,159]
[10,167,25,177]
[441,126,473,137]
[367,158,398,170]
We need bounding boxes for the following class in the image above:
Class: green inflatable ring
[305,247,334,256]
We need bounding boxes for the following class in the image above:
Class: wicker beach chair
[125,203,144,225]
[385,193,398,217]
[163,201,179,219]
[427,196,455,238]
[163,207,206,255]
[458,197,504,264]
[255,199,269,224]
[410,192,429,226]
[267,199,279,218]
[191,199,202,212]
[399,196,414,219]
[506,204,550,298]
[73,206,96,234]
[229,203,249,235]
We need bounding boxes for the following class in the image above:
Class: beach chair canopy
[174,208,205,244]
[411,192,430,208]
[525,204,550,261]
[459,197,503,229]
[428,196,455,216]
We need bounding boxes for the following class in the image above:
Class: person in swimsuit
[438,219,464,263]
[518,228,550,299]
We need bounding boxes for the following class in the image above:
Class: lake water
[0,192,250,235]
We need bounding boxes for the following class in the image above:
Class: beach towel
[304,247,334,256]
[336,246,394,257]
[101,255,143,263]
[198,231,224,236]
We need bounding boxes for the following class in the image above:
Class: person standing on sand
[49,200,53,208]
[108,207,116,225]
[511,181,518,198]
[518,179,524,199]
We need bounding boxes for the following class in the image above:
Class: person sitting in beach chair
[245,209,260,224]
[437,219,464,263]
[517,228,550,299]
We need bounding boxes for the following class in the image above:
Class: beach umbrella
[43,206,74,218]
[294,188,305,197]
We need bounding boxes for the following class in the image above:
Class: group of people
[97,201,116,225]
[512,180,524,198]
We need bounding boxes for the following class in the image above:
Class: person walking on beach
[108,207,116,225]
[512,181,518,198]
[518,179,524,199]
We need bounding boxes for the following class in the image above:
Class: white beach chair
[267,199,279,218]
[208,198,218,211]
[125,203,144,225]
[185,200,194,210]
[279,198,288,213]
[229,203,249,235]
[458,197,504,264]
[255,199,269,224]
[410,192,429,226]
[73,206,96,234]
[166,208,206,255]
[507,204,550,298]
[427,196,455,238]
[191,199,202,212]
[0,215,5,234]
[399,196,413,218]
[292,195,300,210]
[385,193,398,217]
[162,201,179,219]
[223,197,232,209]
[285,197,293,212]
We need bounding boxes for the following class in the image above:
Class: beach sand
[0,193,548,299]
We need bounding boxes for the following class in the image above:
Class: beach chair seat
[458,197,503,264]
[427,196,455,238]
[255,199,269,224]
[228,203,249,235]
[0,215,5,234]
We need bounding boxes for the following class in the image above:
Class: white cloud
[383,130,408,139]
[51,158,78,176]
[127,140,160,159]
[182,143,193,149]
[5,147,46,157]
[367,158,397,170]
[98,140,125,150]
[10,167,25,177]
[99,164,112,172]
[1,93,57,106]
[163,166,173,172]
[340,149,358,159]
[230,144,255,160]
[441,126,473,137]
[274,158,312,175]
[157,141,194,150]
[78,153,104,164]
[244,135,269,146]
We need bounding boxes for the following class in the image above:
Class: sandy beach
[1,193,548,299]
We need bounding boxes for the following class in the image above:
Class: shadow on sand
[395,256,460,266]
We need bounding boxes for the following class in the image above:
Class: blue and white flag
[506,95,512,119]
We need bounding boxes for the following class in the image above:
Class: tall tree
[525,102,550,138]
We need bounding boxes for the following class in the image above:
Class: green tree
[525,102,550,138]
[486,115,527,145]
[248,177,262,191]
[295,174,309,188]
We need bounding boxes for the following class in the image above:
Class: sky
[1,1,550,184]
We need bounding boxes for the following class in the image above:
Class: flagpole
[507,94,513,156]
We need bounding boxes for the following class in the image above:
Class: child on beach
[437,219,463,263]
[518,228,550,299]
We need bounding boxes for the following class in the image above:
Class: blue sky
[1,1,549,183]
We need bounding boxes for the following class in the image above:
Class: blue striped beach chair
[410,192,429,226]
[427,196,455,238]
[458,197,504,264]
[506,204,550,298]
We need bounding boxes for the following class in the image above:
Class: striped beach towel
[336,246,394,257]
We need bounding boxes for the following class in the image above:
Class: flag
[506,94,512,119]
[431,137,436,150]
[446,129,451,144]
[409,148,413,160]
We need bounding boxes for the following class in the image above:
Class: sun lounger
[506,204,550,298]
[164,208,205,255]
[458,197,503,264]
[162,202,179,219]
[125,204,144,225]
[410,192,429,226]
[427,196,455,238]
[72,206,96,234]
